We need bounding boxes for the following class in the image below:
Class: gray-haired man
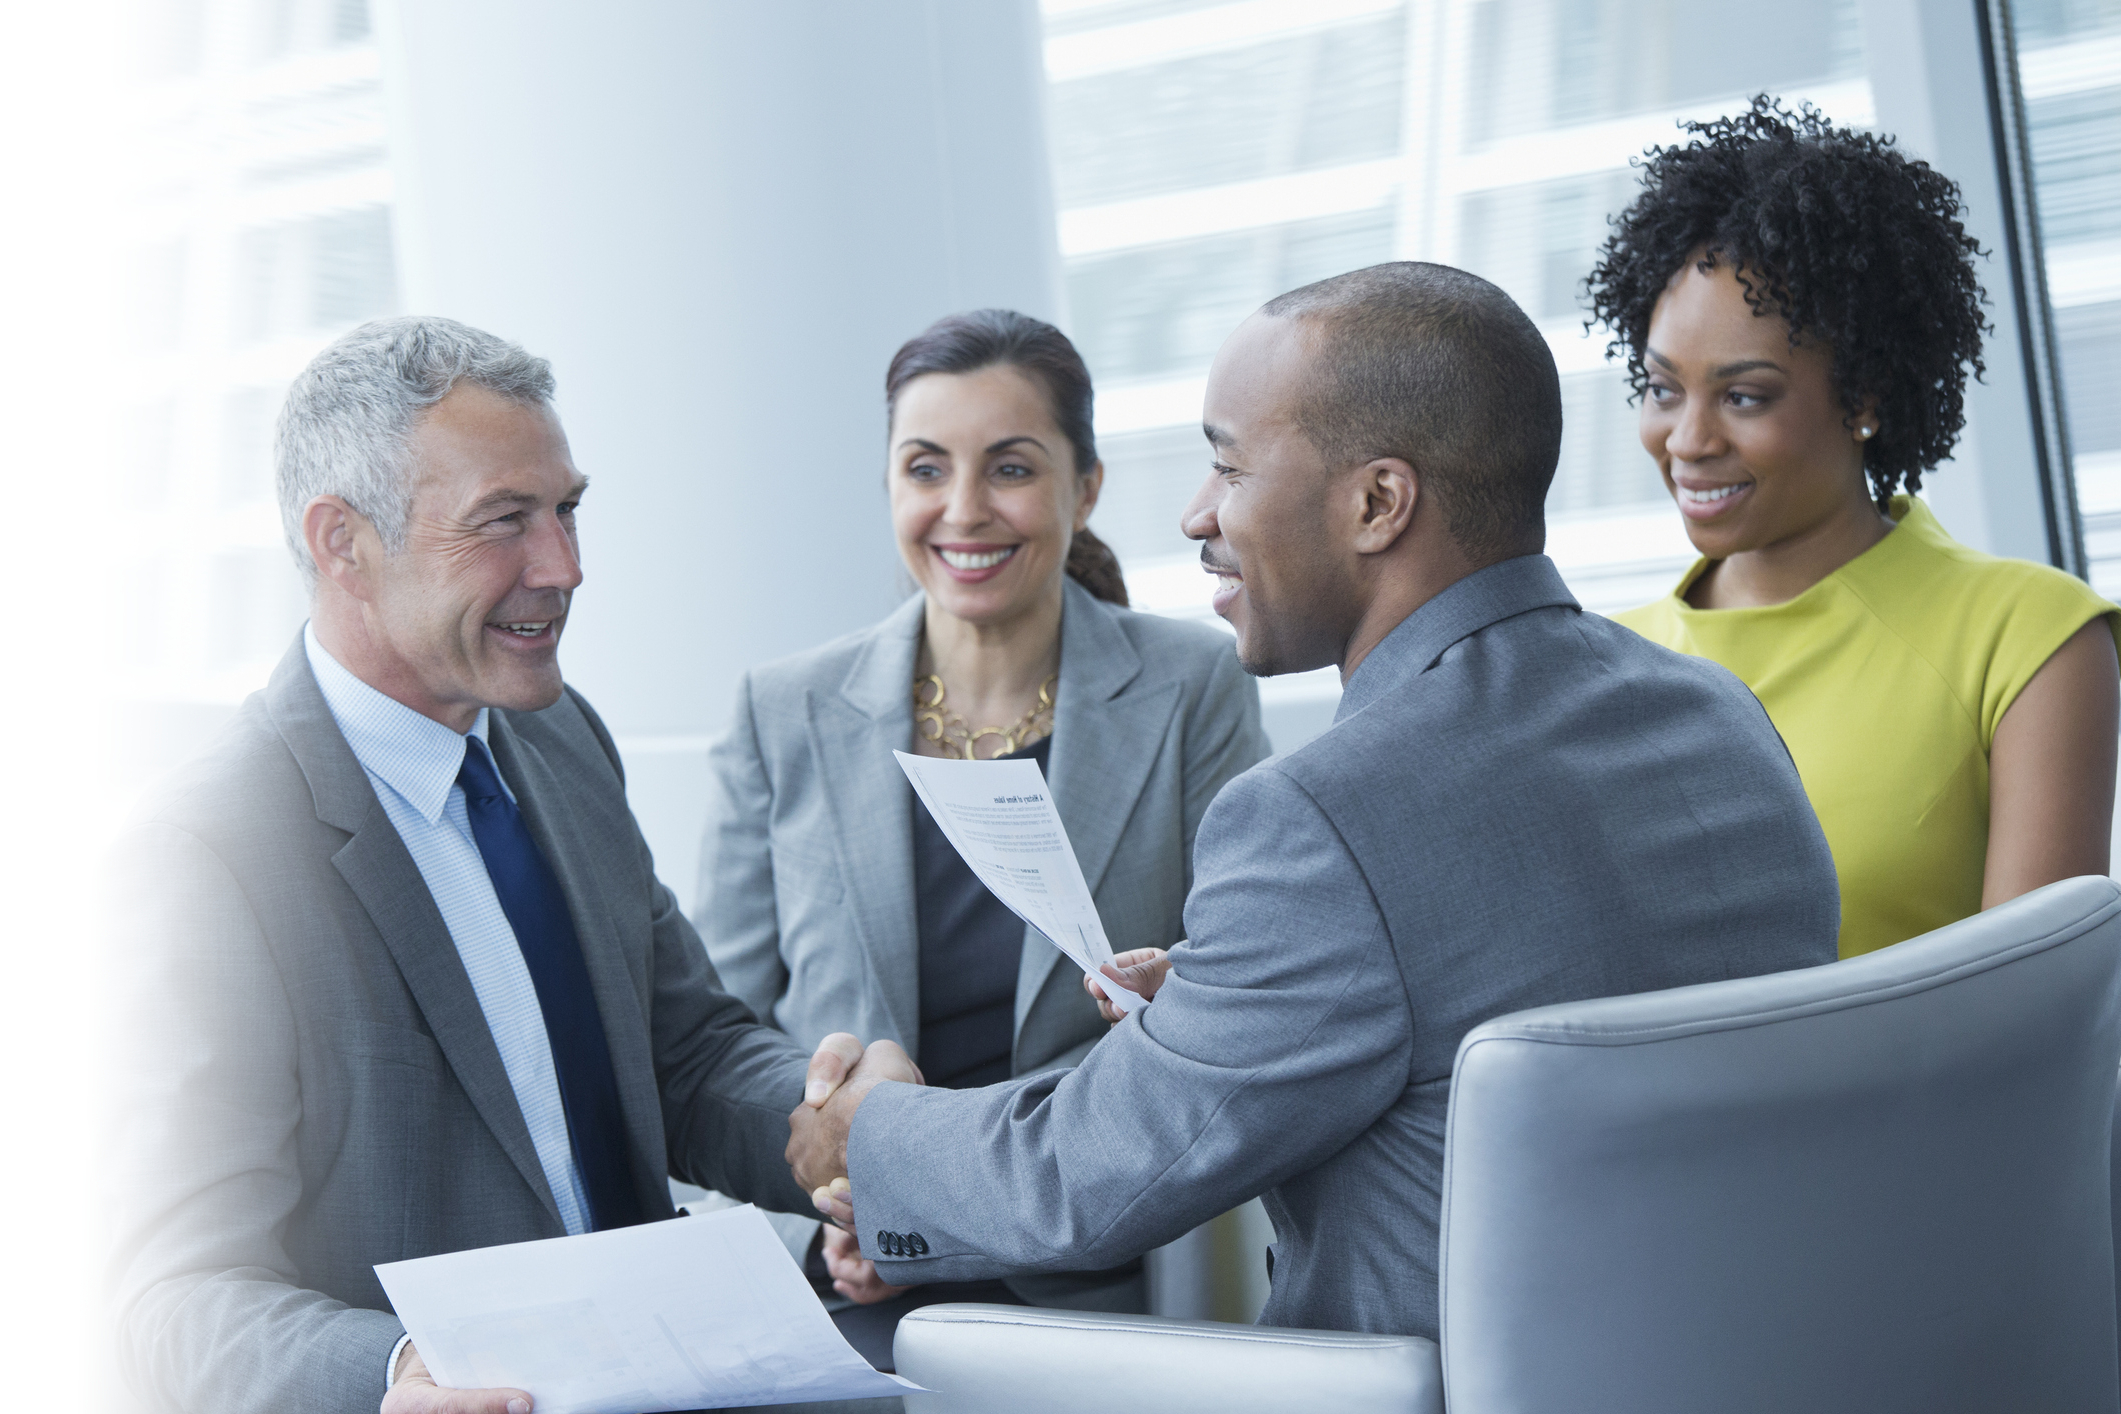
[108,317,829,1414]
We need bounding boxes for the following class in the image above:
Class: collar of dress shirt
[302,621,506,822]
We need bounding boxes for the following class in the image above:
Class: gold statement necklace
[914,673,1058,760]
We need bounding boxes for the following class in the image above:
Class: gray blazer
[843,555,1842,1340]
[692,578,1269,1292]
[108,637,814,1414]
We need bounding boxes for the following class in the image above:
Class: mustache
[1199,546,1239,576]
[486,591,571,623]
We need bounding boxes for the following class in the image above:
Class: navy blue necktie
[457,737,645,1231]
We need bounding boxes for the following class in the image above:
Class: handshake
[782,948,1171,1304]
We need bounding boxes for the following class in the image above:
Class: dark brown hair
[884,308,1127,606]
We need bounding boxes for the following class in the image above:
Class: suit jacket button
[908,1232,928,1255]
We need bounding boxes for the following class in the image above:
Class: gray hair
[275,315,556,589]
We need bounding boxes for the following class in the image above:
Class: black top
[912,735,1050,1089]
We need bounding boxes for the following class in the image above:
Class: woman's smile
[933,543,1019,581]
[1673,477,1753,521]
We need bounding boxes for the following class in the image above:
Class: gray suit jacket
[692,579,1268,1296]
[108,637,814,1414]
[844,555,1841,1339]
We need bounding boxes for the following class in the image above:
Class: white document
[374,1205,918,1413]
[894,750,1145,1014]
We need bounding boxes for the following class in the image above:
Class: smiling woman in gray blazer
[691,309,1268,1359]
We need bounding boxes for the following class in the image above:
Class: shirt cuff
[385,1332,414,1396]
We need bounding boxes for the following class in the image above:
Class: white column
[374,0,1064,886]
[1861,0,2057,564]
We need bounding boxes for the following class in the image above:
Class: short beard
[1222,482,1360,677]
[1232,588,1351,678]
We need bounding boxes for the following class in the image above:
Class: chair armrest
[894,1303,1443,1414]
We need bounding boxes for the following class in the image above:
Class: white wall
[375,0,1065,898]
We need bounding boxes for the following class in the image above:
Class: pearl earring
[1856,424,1875,441]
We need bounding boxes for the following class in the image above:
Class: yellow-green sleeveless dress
[1615,495,2120,958]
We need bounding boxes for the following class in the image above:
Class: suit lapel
[266,639,564,1227]
[490,712,670,1219]
[1018,582,1182,1025]
[811,594,924,1050]
[332,816,564,1227]
[809,590,1185,1044]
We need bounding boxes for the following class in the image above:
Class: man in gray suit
[109,317,820,1414]
[788,262,1841,1340]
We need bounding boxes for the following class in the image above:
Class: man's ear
[1350,457,1419,555]
[302,495,380,602]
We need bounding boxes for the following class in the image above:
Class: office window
[1070,209,1397,391]
[220,384,285,507]
[117,400,179,512]
[125,239,189,354]
[2014,1,2121,595]
[234,206,395,343]
[1048,10,1406,208]
[112,0,393,712]
[1465,0,1861,141]
[254,0,373,62]
[208,548,309,670]
[1044,0,1872,737]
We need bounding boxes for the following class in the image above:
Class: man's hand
[813,1174,856,1230]
[802,1032,869,1109]
[786,1038,921,1196]
[380,1341,531,1414]
[1085,948,1173,1023]
[821,1222,910,1304]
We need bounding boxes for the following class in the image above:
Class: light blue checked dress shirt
[304,626,593,1241]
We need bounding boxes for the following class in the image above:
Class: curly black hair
[1584,96,1988,510]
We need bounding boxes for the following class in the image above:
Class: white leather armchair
[893,875,2121,1414]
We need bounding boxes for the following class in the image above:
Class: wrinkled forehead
[406,386,579,507]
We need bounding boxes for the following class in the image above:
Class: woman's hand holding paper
[1086,947,1173,1023]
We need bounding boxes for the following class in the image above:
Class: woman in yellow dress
[1590,98,2120,959]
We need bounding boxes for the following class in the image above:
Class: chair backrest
[1438,875,2121,1414]
[2111,1057,2121,1393]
